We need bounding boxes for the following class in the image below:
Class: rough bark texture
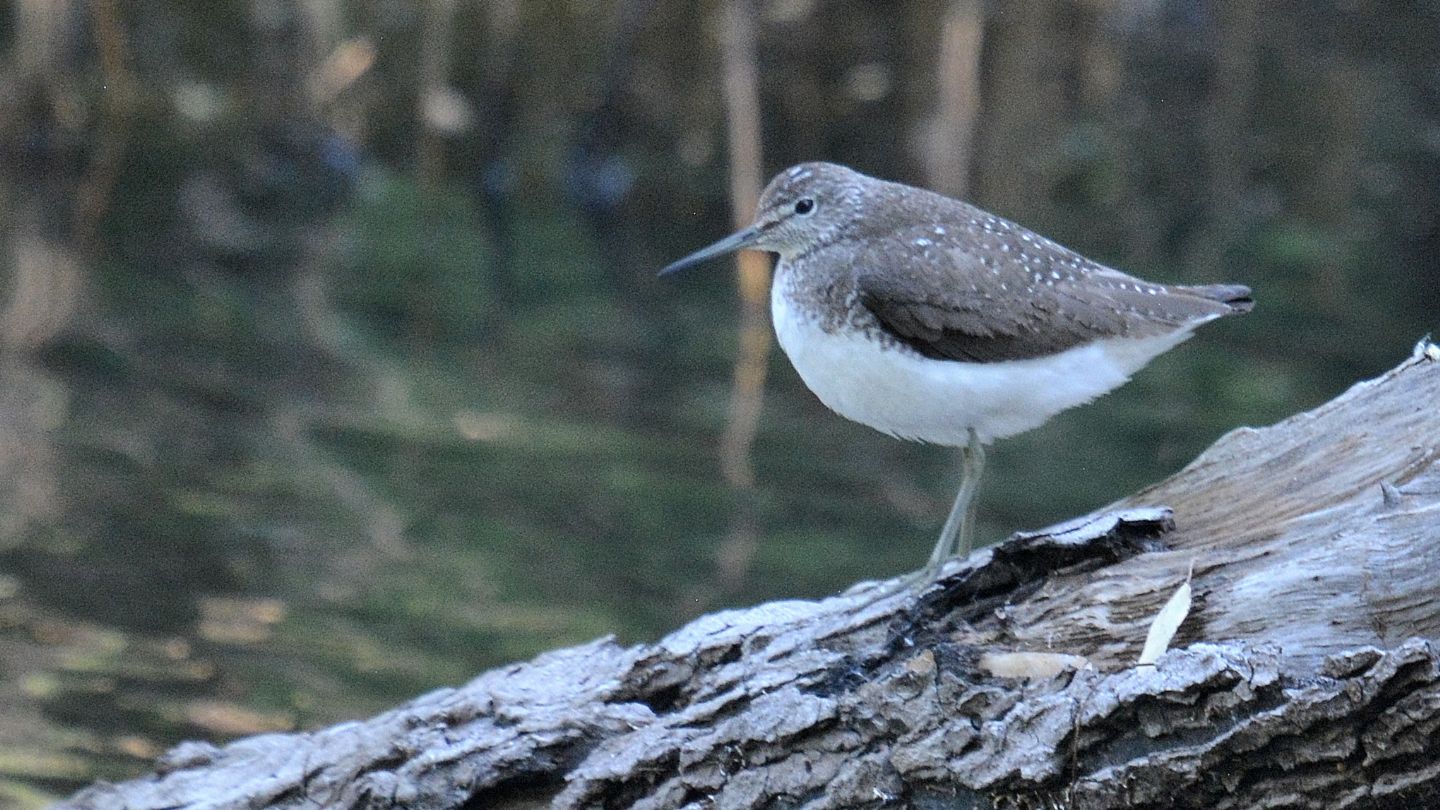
[61,345,1440,810]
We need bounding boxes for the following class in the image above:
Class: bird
[660,162,1252,584]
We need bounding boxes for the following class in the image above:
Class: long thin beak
[658,225,764,277]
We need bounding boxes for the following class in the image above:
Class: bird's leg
[916,428,985,584]
[953,428,986,558]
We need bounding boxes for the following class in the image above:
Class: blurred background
[0,0,1436,805]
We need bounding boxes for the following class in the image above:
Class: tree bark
[59,343,1440,810]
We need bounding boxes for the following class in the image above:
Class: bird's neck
[773,252,857,321]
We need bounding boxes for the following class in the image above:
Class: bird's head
[659,162,868,276]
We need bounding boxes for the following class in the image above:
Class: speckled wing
[853,225,1249,364]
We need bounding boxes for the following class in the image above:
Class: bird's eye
[793,198,816,215]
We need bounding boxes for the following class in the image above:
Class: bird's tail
[1184,283,1254,315]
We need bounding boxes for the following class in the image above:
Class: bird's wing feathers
[854,230,1235,363]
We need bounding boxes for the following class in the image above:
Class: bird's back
[781,178,1252,365]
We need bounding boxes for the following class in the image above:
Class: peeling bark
[60,346,1440,809]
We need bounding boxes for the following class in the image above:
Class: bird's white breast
[770,281,1197,447]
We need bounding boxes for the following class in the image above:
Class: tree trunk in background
[920,0,984,199]
[715,0,769,588]
[971,0,1067,219]
[57,345,1440,809]
[0,0,99,777]
[468,0,522,309]
[417,0,457,190]
[0,0,84,549]
[1182,0,1259,284]
[1303,64,1366,317]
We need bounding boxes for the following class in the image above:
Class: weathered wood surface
[61,345,1440,809]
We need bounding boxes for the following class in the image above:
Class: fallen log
[60,342,1440,809]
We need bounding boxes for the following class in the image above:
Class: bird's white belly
[771,287,1195,446]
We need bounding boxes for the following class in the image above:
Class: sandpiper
[662,162,1251,582]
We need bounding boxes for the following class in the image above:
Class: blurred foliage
[0,0,1437,803]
